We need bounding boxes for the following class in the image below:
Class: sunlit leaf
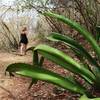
[6,63,89,95]
[33,44,95,84]
[43,12,100,58]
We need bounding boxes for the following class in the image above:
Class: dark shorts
[20,34,28,44]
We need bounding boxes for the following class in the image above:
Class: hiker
[19,27,28,56]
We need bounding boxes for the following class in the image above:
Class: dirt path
[0,52,59,100]
[0,51,75,100]
[0,40,58,100]
[0,52,33,100]
[0,52,33,74]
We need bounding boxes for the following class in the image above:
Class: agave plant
[96,26,100,42]
[6,12,100,98]
[79,95,100,100]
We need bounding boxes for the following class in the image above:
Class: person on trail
[19,27,28,56]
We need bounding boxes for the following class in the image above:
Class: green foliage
[6,63,89,95]
[43,12,100,58]
[6,11,100,98]
[79,95,100,100]
[47,32,100,70]
[34,44,95,84]
[96,26,100,42]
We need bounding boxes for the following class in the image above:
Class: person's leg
[20,43,25,55]
[24,44,27,55]
[22,44,27,55]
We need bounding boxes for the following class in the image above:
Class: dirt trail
[0,46,72,100]
[0,52,32,72]
[0,40,56,100]
[0,52,61,100]
[0,52,33,100]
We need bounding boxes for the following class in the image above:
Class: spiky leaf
[32,44,95,84]
[43,12,100,58]
[6,63,89,95]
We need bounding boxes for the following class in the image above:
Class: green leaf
[79,95,100,100]
[26,47,35,65]
[96,26,100,42]
[39,56,44,66]
[43,12,100,58]
[6,63,90,95]
[33,44,95,84]
[47,32,100,70]
[33,50,39,66]
[28,79,38,89]
[27,47,44,67]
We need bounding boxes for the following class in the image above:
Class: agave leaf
[33,51,39,66]
[26,47,35,65]
[96,26,100,42]
[70,46,92,72]
[27,47,39,65]
[47,32,100,70]
[26,47,35,52]
[33,44,95,84]
[28,79,38,89]
[27,47,44,67]
[43,12,100,58]
[79,95,100,100]
[71,47,89,68]
[39,56,44,66]
[96,26,100,32]
[6,63,90,95]
[65,75,81,86]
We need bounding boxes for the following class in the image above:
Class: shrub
[6,12,100,99]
